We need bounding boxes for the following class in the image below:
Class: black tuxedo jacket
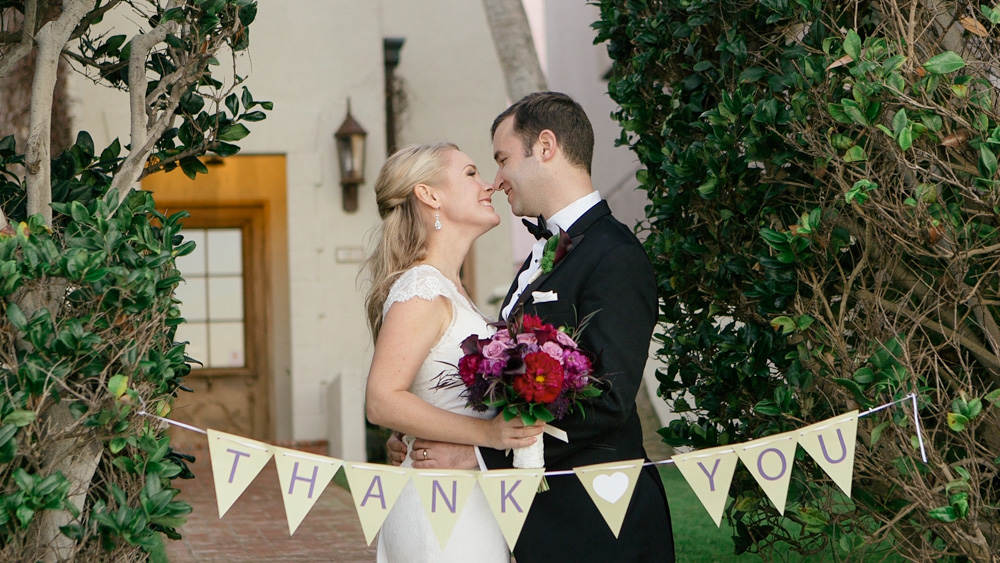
[482,200,675,562]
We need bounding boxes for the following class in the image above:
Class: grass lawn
[660,464,749,562]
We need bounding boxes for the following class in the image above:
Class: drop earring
[434,211,442,230]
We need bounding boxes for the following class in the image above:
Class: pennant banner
[574,459,643,538]
[477,469,544,550]
[736,433,799,515]
[797,411,859,497]
[274,448,343,534]
[671,445,739,527]
[207,429,274,518]
[410,470,479,550]
[343,463,411,546]
[161,397,916,550]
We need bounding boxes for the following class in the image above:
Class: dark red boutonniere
[530,228,573,283]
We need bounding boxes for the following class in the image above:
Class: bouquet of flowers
[437,311,600,481]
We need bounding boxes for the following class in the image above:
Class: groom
[390,92,674,562]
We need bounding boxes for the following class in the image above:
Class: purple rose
[541,341,564,361]
[555,330,577,349]
[516,333,538,346]
[481,358,506,377]
[482,339,512,360]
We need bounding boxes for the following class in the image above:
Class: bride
[363,143,543,562]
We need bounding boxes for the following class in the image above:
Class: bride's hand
[486,415,544,450]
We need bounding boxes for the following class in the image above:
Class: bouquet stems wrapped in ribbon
[437,311,600,491]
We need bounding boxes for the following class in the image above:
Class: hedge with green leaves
[595,1,999,560]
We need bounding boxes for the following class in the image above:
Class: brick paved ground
[165,450,377,563]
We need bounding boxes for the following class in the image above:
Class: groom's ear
[413,183,439,207]
[536,129,558,163]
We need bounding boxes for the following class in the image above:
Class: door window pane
[174,227,246,369]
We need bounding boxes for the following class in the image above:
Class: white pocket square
[531,290,558,303]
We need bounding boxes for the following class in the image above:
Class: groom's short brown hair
[491,92,594,175]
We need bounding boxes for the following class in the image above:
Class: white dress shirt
[501,191,601,320]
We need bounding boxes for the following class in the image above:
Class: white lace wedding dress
[375,265,510,563]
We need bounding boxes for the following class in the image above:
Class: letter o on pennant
[757,447,787,481]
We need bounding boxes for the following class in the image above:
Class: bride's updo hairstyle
[364,142,457,339]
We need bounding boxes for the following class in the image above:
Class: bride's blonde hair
[363,142,458,340]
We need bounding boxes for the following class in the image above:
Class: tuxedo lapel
[508,232,585,312]
[503,201,612,318]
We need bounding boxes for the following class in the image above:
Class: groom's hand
[386,432,406,466]
[410,439,478,470]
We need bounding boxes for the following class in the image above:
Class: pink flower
[458,354,482,387]
[541,341,564,361]
[562,349,592,390]
[483,339,512,360]
[555,330,577,349]
[516,333,538,346]
[481,358,505,377]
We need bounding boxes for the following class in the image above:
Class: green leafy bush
[595,1,999,560]
[0,0,267,559]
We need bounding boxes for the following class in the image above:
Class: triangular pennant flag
[477,469,544,550]
[735,432,799,515]
[797,411,859,497]
[573,459,643,538]
[671,446,739,527]
[273,448,343,535]
[207,429,274,518]
[410,470,479,550]
[342,463,411,546]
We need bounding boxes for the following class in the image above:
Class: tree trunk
[481,0,547,101]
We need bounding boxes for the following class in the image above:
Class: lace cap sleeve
[382,265,454,319]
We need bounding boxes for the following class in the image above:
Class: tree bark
[481,0,547,102]
[25,0,91,227]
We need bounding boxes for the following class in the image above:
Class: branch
[138,139,218,180]
[25,0,93,227]
[0,0,39,78]
[854,288,1000,375]
[107,23,174,202]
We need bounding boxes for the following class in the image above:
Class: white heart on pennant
[592,472,629,504]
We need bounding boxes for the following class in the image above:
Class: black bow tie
[522,215,551,240]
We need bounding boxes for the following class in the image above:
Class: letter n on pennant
[411,469,478,550]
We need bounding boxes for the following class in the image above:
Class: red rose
[513,351,564,404]
[458,354,481,387]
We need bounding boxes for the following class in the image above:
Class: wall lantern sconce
[334,100,367,212]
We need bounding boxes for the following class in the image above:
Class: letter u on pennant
[797,411,859,497]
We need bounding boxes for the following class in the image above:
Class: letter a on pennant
[797,411,859,497]
[476,469,544,550]
[342,463,411,545]
[573,459,643,538]
[207,429,274,518]
[735,433,799,515]
[410,470,478,550]
[273,448,343,535]
[671,446,739,527]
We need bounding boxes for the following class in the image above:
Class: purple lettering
[818,429,848,464]
[697,458,722,492]
[431,480,457,513]
[360,475,386,510]
[500,480,522,513]
[288,462,319,498]
[226,449,250,484]
[757,448,787,481]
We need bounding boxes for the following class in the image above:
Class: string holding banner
[138,393,929,546]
